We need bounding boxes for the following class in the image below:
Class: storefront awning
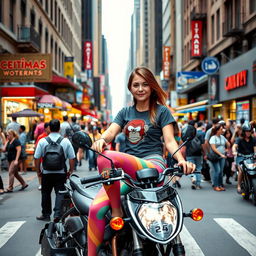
[51,75,83,91]
[0,85,48,97]
[38,95,63,109]
[175,100,208,113]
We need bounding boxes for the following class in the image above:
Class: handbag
[207,150,221,162]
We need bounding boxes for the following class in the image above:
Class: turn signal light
[191,208,204,221]
[110,217,124,230]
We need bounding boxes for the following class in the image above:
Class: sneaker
[226,179,232,184]
[38,185,42,190]
[196,185,202,190]
[191,184,196,190]
[36,215,50,221]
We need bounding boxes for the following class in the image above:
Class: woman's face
[7,132,14,140]
[216,127,223,135]
[130,74,152,103]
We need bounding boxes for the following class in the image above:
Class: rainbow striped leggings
[87,150,166,255]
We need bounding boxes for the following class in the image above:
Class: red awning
[51,75,80,90]
[0,86,48,97]
[72,104,97,118]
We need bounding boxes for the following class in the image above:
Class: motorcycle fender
[65,217,86,247]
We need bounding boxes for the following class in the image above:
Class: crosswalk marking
[0,221,25,248]
[214,218,256,256]
[35,249,42,256]
[180,225,205,256]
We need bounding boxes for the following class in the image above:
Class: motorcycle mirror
[181,125,197,142]
[72,131,92,149]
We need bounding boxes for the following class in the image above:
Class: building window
[50,0,53,20]
[30,9,36,27]
[9,0,15,32]
[250,0,256,14]
[216,9,220,40]
[45,0,48,13]
[0,0,3,23]
[54,1,57,27]
[20,0,26,26]
[211,14,215,44]
[55,42,57,70]
[45,28,48,53]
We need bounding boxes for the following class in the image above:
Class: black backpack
[189,136,202,154]
[42,137,66,171]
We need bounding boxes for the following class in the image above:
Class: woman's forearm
[15,146,21,161]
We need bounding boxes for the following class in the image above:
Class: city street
[0,160,256,256]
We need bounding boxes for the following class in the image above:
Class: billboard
[64,56,74,78]
[176,71,206,90]
[84,41,93,70]
[0,54,52,82]
[191,20,203,57]
[162,46,171,80]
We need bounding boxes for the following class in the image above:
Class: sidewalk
[1,159,92,191]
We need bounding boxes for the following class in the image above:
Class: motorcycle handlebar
[80,175,102,184]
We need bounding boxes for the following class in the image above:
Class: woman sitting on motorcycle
[232,123,256,194]
[88,67,195,255]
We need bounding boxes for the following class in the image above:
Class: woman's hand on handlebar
[91,138,107,153]
[177,160,195,175]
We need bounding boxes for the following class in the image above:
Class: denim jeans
[88,150,97,169]
[186,156,203,186]
[211,158,225,187]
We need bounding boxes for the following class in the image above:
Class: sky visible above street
[102,0,133,117]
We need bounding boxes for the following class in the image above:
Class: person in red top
[34,116,45,141]
[35,122,50,190]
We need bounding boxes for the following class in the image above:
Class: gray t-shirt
[34,132,76,174]
[114,133,126,152]
[113,105,175,158]
[209,135,227,154]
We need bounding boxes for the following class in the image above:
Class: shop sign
[191,20,202,57]
[176,71,205,90]
[84,41,93,71]
[76,91,83,104]
[201,57,220,74]
[225,70,247,91]
[163,46,171,79]
[38,102,54,108]
[64,56,74,79]
[0,54,52,82]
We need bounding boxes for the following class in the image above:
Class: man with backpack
[184,121,204,189]
[34,119,75,222]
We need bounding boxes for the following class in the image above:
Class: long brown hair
[128,67,167,125]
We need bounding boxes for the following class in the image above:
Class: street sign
[201,57,220,74]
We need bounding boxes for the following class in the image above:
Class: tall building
[0,0,83,126]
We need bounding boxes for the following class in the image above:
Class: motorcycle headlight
[138,201,178,240]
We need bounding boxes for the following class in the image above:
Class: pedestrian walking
[34,116,45,141]
[0,126,6,194]
[35,122,50,190]
[34,119,75,221]
[3,129,28,192]
[114,130,126,152]
[184,121,204,190]
[60,115,70,137]
[6,117,20,134]
[18,125,27,175]
[208,124,230,191]
[65,116,81,170]
[88,125,101,171]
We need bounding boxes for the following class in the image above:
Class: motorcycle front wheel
[251,178,256,206]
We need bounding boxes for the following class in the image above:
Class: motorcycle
[39,125,204,256]
[239,153,256,205]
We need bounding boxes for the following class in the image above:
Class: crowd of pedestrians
[0,112,255,221]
